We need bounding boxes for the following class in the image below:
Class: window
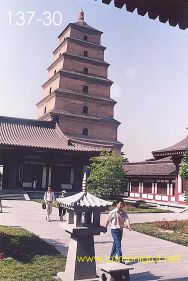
[54,70,56,75]
[59,53,62,57]
[44,107,47,114]
[82,128,88,136]
[83,106,88,114]
[84,35,88,41]
[49,87,52,94]
[84,51,88,57]
[84,68,88,74]
[83,85,88,93]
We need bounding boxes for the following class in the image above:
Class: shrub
[184,192,188,205]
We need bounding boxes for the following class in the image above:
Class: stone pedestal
[57,225,106,281]
[56,169,112,281]
[97,263,134,281]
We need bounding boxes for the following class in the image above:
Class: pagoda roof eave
[42,70,113,89]
[63,53,110,67]
[36,89,116,107]
[49,109,121,126]
[57,22,103,40]
[53,37,106,55]
[60,70,113,85]
[47,52,110,71]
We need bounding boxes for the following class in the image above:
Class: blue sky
[0,0,188,161]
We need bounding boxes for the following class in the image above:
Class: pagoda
[36,10,123,153]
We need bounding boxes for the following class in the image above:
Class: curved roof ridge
[56,191,112,208]
[152,135,188,156]
[0,117,101,152]
[55,123,71,146]
[0,115,55,128]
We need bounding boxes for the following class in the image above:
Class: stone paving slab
[0,200,188,281]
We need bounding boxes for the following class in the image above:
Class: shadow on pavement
[44,238,68,255]
[131,271,162,280]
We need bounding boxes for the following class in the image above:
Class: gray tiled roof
[56,191,112,209]
[0,116,100,152]
[152,135,188,157]
[102,0,188,30]
[124,158,176,177]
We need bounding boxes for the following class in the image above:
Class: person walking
[105,199,131,263]
[32,176,37,190]
[44,186,55,222]
[57,190,67,221]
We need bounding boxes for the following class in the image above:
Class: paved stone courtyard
[0,200,188,281]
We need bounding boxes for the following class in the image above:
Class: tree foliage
[179,146,188,179]
[179,146,188,205]
[87,150,127,198]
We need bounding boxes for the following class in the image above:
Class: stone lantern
[56,170,112,281]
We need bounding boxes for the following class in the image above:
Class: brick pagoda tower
[37,10,123,153]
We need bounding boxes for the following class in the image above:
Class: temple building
[125,134,188,204]
[0,11,122,191]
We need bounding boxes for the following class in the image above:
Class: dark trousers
[59,206,66,217]
[110,228,123,261]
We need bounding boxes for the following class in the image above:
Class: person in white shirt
[105,199,131,263]
[57,190,67,221]
[44,186,55,222]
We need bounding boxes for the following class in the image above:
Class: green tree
[87,150,127,198]
[179,146,188,205]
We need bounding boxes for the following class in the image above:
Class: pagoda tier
[37,10,123,153]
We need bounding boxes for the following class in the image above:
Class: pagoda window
[49,87,52,94]
[54,70,56,75]
[83,106,88,114]
[84,51,88,57]
[84,68,88,74]
[59,53,62,57]
[84,35,88,41]
[83,85,88,93]
[44,107,47,114]
[82,128,88,136]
